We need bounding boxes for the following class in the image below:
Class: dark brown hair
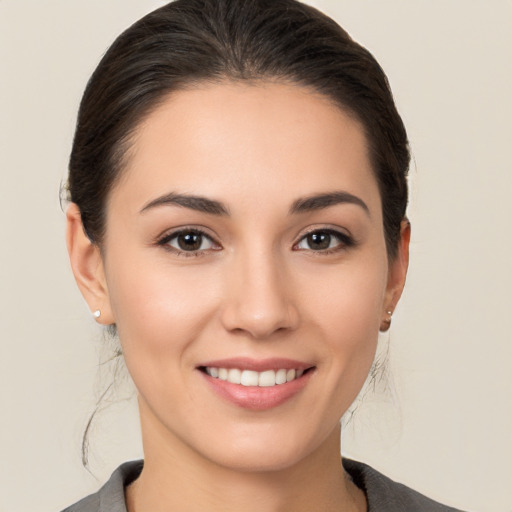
[68,0,409,258]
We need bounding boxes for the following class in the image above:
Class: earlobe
[66,204,114,324]
[381,220,411,331]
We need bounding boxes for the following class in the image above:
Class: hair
[67,0,409,259]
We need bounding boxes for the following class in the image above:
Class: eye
[295,229,353,252]
[159,229,219,254]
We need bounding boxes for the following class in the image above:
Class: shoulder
[343,459,468,512]
[60,460,143,512]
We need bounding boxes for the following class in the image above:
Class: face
[72,81,408,472]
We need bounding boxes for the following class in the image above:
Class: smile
[198,358,315,410]
[204,367,305,387]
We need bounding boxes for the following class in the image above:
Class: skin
[67,81,410,512]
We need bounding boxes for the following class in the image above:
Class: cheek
[300,254,388,341]
[298,252,388,395]
[105,259,225,420]
[105,252,222,360]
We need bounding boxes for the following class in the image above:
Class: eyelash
[156,227,355,257]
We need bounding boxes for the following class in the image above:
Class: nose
[220,249,300,339]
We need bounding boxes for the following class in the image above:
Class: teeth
[240,370,259,386]
[259,370,275,387]
[275,369,287,385]
[205,367,306,387]
[228,368,241,384]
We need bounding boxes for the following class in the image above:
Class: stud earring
[379,310,393,332]
[93,310,101,319]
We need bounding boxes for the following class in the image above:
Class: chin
[191,420,339,474]
[204,443,310,474]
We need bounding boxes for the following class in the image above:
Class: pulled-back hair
[68,0,409,257]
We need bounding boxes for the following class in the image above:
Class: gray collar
[63,459,466,512]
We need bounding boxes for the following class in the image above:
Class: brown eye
[295,229,353,252]
[306,232,332,250]
[177,232,203,251]
[165,230,216,252]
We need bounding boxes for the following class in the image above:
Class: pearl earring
[93,310,101,319]
[379,310,393,332]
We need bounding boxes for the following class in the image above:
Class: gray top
[61,459,467,512]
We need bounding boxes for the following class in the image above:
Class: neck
[126,402,366,512]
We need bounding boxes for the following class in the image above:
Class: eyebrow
[140,190,369,217]
[140,193,230,216]
[290,191,370,216]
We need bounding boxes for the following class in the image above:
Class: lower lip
[200,370,313,411]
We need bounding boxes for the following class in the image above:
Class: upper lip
[198,357,314,372]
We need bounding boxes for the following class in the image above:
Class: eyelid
[155,224,218,242]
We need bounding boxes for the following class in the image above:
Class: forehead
[111,81,381,217]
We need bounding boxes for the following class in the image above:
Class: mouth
[197,358,316,410]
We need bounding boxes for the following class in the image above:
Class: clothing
[61,459,466,512]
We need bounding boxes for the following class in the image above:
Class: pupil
[178,233,202,251]
[308,232,330,250]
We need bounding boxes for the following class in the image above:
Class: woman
[62,0,464,510]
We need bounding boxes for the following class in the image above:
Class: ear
[380,220,411,332]
[66,203,114,325]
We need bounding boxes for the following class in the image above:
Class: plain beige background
[1,1,511,511]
